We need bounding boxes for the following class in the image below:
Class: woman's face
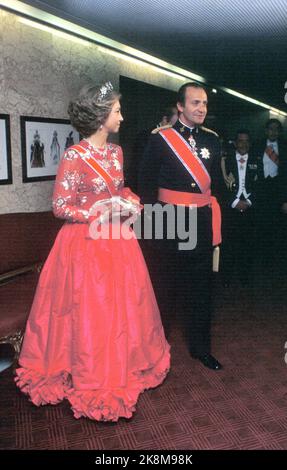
[102,100,123,134]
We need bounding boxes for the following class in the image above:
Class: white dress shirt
[263,139,279,178]
[231,153,252,208]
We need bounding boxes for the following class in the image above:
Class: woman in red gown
[15,82,170,422]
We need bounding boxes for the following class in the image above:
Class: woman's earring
[100,124,103,130]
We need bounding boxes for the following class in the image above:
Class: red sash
[265,145,279,166]
[158,128,221,245]
[70,144,117,196]
[159,128,211,193]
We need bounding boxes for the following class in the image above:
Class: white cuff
[231,198,240,209]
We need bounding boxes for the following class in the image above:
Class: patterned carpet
[1,272,287,450]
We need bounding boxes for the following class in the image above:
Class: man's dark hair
[177,82,206,106]
[162,106,177,121]
[235,129,250,140]
[265,118,282,130]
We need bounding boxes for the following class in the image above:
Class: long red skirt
[15,222,170,421]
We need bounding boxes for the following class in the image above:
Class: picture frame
[0,114,12,185]
[20,116,80,182]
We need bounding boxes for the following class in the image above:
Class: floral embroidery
[101,146,122,172]
[53,142,124,222]
[76,195,88,206]
[63,149,79,161]
[113,177,123,189]
[61,170,82,190]
[53,196,68,208]
[101,159,112,170]
[112,157,121,171]
[53,194,88,220]
[92,177,107,194]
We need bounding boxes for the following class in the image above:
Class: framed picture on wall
[0,114,12,185]
[20,116,80,182]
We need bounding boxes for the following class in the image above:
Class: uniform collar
[174,119,199,134]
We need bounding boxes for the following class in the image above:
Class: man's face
[177,87,207,127]
[266,122,280,142]
[235,133,250,155]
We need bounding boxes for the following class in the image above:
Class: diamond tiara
[98,81,114,101]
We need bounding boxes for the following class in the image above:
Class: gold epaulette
[200,126,219,137]
[221,157,235,190]
[151,124,172,134]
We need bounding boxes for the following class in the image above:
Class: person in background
[221,130,258,287]
[128,106,178,192]
[151,106,178,133]
[254,119,287,271]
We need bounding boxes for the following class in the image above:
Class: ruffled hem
[67,347,170,421]
[15,367,71,406]
[66,388,139,421]
[15,348,170,422]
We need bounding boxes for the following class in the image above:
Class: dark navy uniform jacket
[138,120,222,205]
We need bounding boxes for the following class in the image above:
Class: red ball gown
[15,140,170,421]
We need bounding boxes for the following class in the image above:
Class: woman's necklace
[84,139,108,158]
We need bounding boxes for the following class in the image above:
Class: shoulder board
[151,124,172,134]
[200,126,219,137]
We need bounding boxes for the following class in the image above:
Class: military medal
[200,148,210,160]
[188,135,196,147]
[188,135,198,157]
[179,123,199,156]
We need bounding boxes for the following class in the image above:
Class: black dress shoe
[191,354,223,370]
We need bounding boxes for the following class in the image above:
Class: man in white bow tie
[221,130,258,286]
[255,119,287,271]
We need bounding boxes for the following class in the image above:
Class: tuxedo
[221,151,258,284]
[253,138,287,268]
[224,152,258,207]
[255,138,287,175]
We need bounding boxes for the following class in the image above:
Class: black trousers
[140,205,213,356]
[278,211,287,275]
[221,206,256,283]
[256,177,281,269]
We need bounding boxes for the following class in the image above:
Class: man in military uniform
[138,82,223,370]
